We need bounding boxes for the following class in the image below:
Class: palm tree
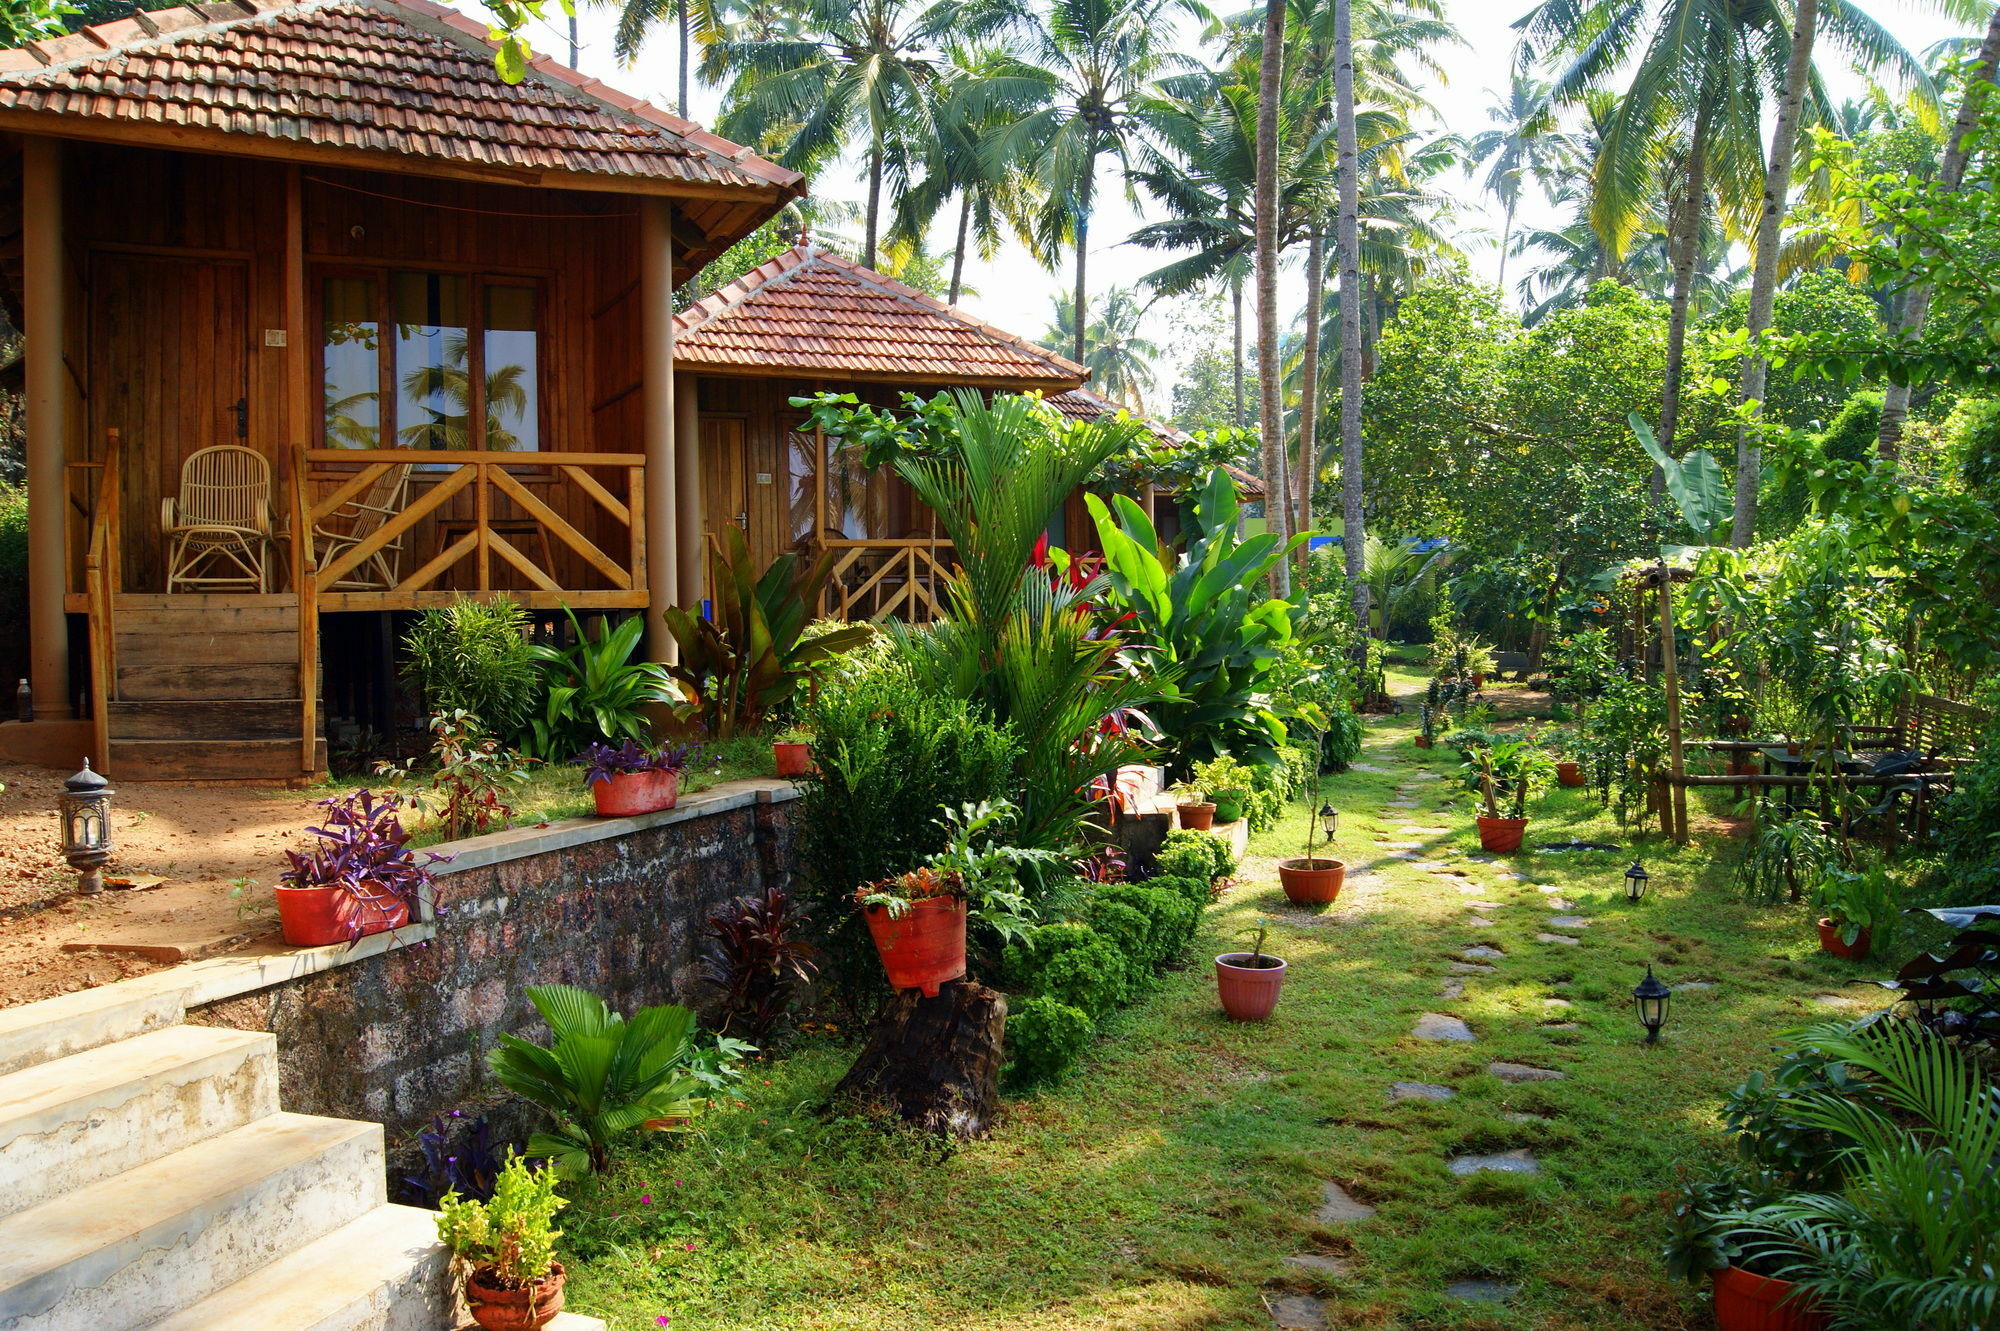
[596,0,724,117]
[1254,0,1293,579]
[1465,73,1577,297]
[1333,0,1367,627]
[1044,288,1161,410]
[991,0,1207,365]
[1518,0,1931,459]
[714,0,997,268]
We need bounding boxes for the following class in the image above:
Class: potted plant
[275,790,446,947]
[1464,640,1498,689]
[1193,756,1259,827]
[772,724,812,778]
[1462,739,1556,853]
[436,1153,569,1330]
[856,865,968,997]
[1666,1171,1828,1331]
[1279,730,1344,904]
[575,739,693,817]
[1812,864,1896,961]
[1216,921,1287,1021]
[1170,780,1216,830]
[1544,734,1587,788]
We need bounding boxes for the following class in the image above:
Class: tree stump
[831,979,1006,1139]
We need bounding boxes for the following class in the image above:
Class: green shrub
[1157,829,1235,885]
[400,596,542,741]
[1145,873,1212,911]
[1094,882,1199,965]
[1322,706,1365,773]
[1929,687,2000,906]
[1005,996,1094,1086]
[1003,922,1128,1018]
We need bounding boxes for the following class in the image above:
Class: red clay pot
[1278,857,1346,905]
[862,895,967,997]
[466,1262,566,1331]
[590,769,678,817]
[275,882,409,947]
[1178,802,1216,830]
[1414,735,1435,749]
[1215,952,1287,1021]
[1556,761,1586,788]
[1476,816,1529,853]
[1817,918,1872,961]
[1710,1265,1827,1331]
[773,741,811,778]
[1470,672,1488,688]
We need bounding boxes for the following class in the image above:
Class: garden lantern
[1624,861,1650,902]
[59,759,113,895]
[1633,965,1671,1044]
[1318,804,1340,840]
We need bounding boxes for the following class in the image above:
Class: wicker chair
[311,462,413,591]
[161,445,275,593]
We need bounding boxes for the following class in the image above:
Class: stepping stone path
[1384,851,1425,861]
[1536,932,1581,946]
[1316,1182,1377,1223]
[1387,799,1421,809]
[1448,1148,1539,1177]
[1350,763,1393,773]
[1448,961,1497,974]
[1286,1254,1355,1276]
[1542,998,1572,1011]
[1445,1280,1520,1304]
[1547,915,1592,928]
[1267,1294,1328,1329]
[1376,841,1426,850]
[1412,1012,1476,1042]
[1465,901,1505,911]
[1405,826,1453,835]
[1389,1081,1455,1102]
[1673,981,1716,993]
[1812,992,1866,1009]
[1489,1061,1565,1083]
[1438,979,1466,999]
[1460,945,1505,960]
[1464,916,1496,929]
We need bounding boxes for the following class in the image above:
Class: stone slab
[1448,962,1497,974]
[1489,1061,1564,1083]
[1547,915,1592,928]
[1315,1181,1377,1223]
[1460,945,1505,960]
[1438,979,1466,999]
[1413,1012,1475,1042]
[1448,1148,1539,1176]
[1445,1279,1520,1303]
[1463,916,1496,929]
[1536,933,1581,946]
[1389,1081,1455,1102]
[1268,1293,1328,1329]
[1285,1254,1355,1277]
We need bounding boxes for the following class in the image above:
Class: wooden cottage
[0,0,802,780]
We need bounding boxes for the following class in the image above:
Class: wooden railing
[299,448,649,611]
[821,538,954,623]
[82,429,123,765]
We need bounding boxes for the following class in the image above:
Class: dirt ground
[0,761,328,1009]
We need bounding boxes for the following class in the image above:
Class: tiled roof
[0,0,801,196]
[1045,388,1268,499]
[674,245,1087,386]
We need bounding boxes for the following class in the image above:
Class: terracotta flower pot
[274,882,409,947]
[1710,1265,1828,1331]
[1476,816,1529,853]
[1470,672,1488,688]
[773,741,811,778]
[1556,761,1586,788]
[590,768,678,817]
[1278,857,1346,904]
[1215,952,1287,1021]
[1414,735,1434,749]
[466,1262,566,1331]
[1817,918,1872,961]
[1177,802,1216,830]
[862,895,967,997]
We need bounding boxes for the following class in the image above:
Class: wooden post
[23,136,70,717]
[674,371,703,607]
[1657,562,1689,843]
[639,198,678,662]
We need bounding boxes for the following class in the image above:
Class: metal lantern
[1633,964,1671,1044]
[59,759,113,895]
[1624,860,1651,902]
[1318,804,1340,839]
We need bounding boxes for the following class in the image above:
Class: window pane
[483,284,539,452]
[392,272,471,449]
[787,428,817,545]
[322,276,380,448]
[826,435,896,539]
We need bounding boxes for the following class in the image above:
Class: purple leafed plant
[278,789,449,936]
[573,739,697,787]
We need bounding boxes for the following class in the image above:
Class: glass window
[786,428,817,545]
[322,276,380,449]
[393,272,471,449]
[483,284,539,452]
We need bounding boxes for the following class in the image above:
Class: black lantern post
[1318,804,1340,840]
[1633,964,1671,1044]
[1624,861,1651,902]
[59,759,113,895]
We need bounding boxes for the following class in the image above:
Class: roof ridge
[674,243,819,336]
[0,0,288,78]
[808,249,1086,379]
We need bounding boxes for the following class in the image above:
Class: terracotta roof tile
[0,0,801,194]
[674,245,1086,386]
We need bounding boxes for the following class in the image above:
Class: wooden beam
[557,463,629,525]
[316,463,473,587]
[23,135,70,717]
[316,588,649,612]
[489,468,630,589]
[674,369,702,607]
[305,449,644,466]
[640,196,677,662]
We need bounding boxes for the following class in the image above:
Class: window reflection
[483,284,538,452]
[322,276,380,449]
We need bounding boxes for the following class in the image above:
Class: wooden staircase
[104,594,324,783]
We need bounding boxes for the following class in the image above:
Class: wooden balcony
[819,537,953,623]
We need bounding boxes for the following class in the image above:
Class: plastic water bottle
[14,678,30,723]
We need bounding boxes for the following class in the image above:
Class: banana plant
[1633,412,1731,547]
[660,526,873,738]
[1086,466,1310,769]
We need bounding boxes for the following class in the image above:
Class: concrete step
[0,1112,386,1331]
[0,1024,277,1218]
[0,980,185,1077]
[138,1205,455,1331]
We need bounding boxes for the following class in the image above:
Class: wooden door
[699,416,748,596]
[88,252,252,593]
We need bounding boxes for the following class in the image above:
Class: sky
[450,0,1985,411]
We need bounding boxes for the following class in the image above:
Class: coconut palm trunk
[949,193,972,305]
[1073,170,1094,366]
[1334,0,1366,629]
[1731,0,1819,547]
[1877,5,2000,460]
[1297,228,1326,559]
[1255,0,1291,590]
[1658,98,1712,466]
[1232,273,1246,428]
[677,0,690,117]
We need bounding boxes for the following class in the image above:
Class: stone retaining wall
[187,780,798,1168]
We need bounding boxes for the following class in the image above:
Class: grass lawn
[555,672,1894,1330]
